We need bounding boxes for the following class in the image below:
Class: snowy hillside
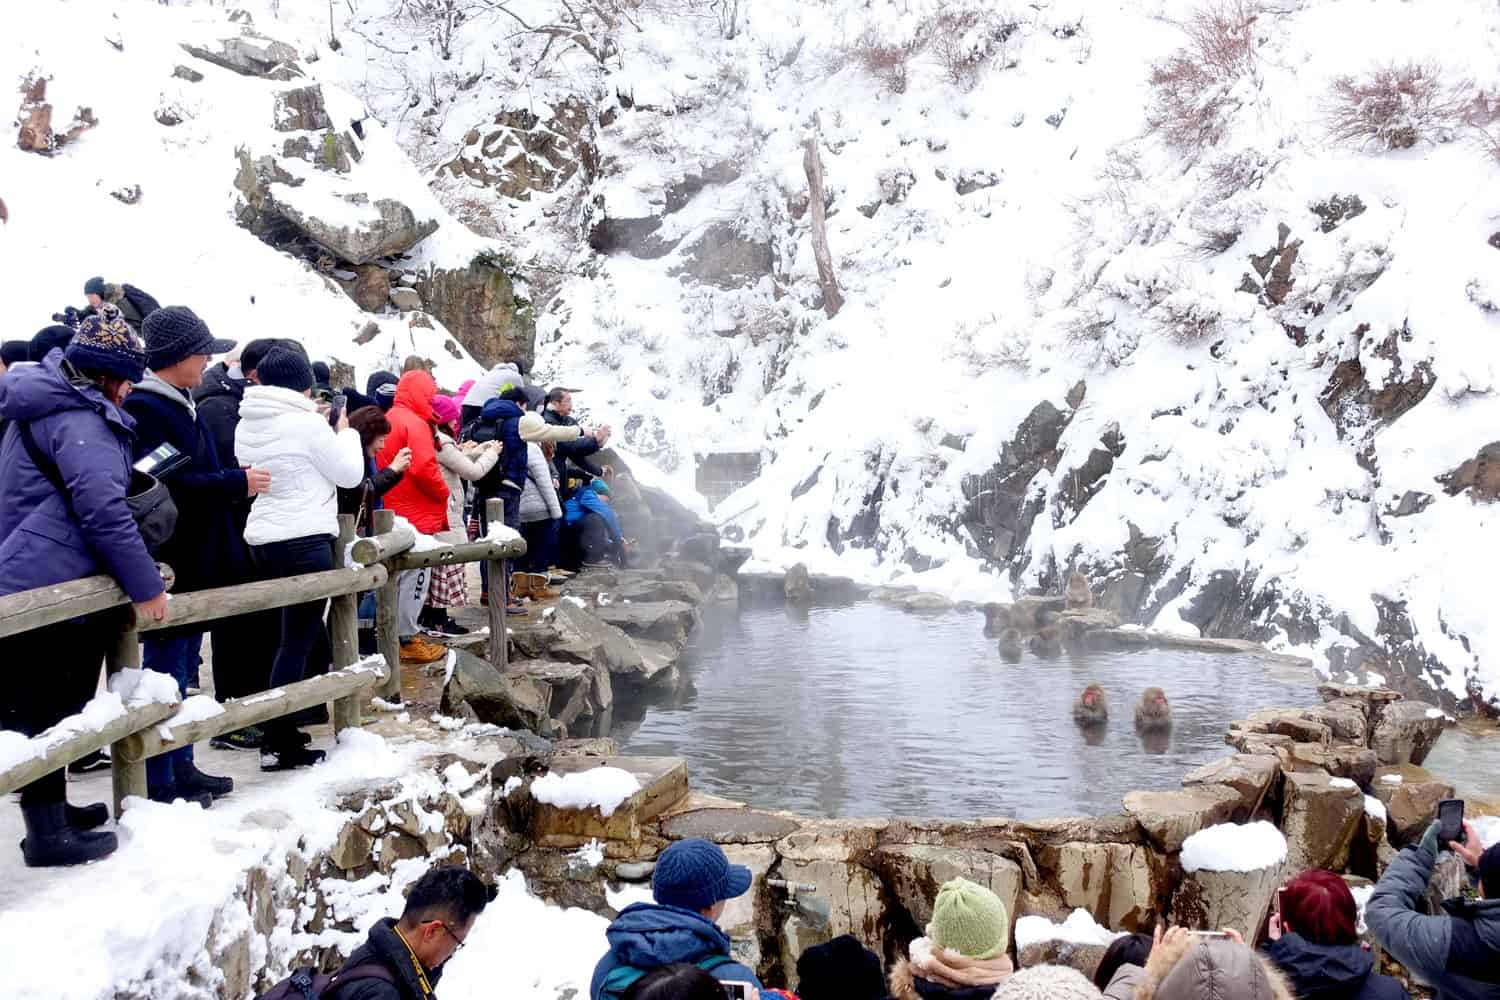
[4,0,1499,710]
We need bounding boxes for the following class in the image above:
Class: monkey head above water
[1073,683,1108,725]
[998,628,1023,660]
[1027,624,1062,657]
[1134,687,1172,730]
[1065,571,1093,610]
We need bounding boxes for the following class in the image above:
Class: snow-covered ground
[5,1,1500,698]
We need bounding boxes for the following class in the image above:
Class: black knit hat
[1481,843,1500,899]
[64,305,145,383]
[256,346,315,393]
[83,276,107,297]
[796,934,887,1000]
[240,337,281,376]
[312,361,331,385]
[143,306,236,370]
[1,340,30,367]
[29,324,76,362]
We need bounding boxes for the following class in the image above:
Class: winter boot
[147,784,213,809]
[19,803,118,867]
[510,573,533,602]
[67,748,112,774]
[399,635,447,664]
[260,744,327,772]
[530,573,563,601]
[176,761,234,799]
[66,802,110,831]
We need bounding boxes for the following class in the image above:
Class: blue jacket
[470,398,525,498]
[125,373,248,592]
[590,903,761,1000]
[0,351,164,602]
[1366,833,1500,1000]
[564,489,621,539]
[1262,933,1409,1000]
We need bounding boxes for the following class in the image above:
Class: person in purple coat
[0,308,170,867]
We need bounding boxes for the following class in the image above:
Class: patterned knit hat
[64,304,145,383]
[928,878,1010,960]
[993,966,1102,1000]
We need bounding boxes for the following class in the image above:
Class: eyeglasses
[430,920,467,952]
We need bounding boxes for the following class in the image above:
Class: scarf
[909,937,1014,990]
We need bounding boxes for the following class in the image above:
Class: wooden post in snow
[329,514,363,733]
[485,498,510,675]
[372,509,403,702]
[802,128,845,319]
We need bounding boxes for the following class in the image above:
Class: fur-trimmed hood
[889,959,1004,1000]
[1134,934,1295,1000]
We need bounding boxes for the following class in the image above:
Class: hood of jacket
[1261,935,1375,998]
[0,351,132,433]
[480,397,523,423]
[193,362,245,405]
[366,369,399,399]
[888,960,999,1000]
[393,370,437,422]
[133,370,196,414]
[239,384,318,423]
[604,903,734,970]
[1137,935,1295,1000]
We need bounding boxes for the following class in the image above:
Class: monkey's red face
[1155,693,1168,708]
[1083,690,1096,706]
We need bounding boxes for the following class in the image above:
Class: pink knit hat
[431,393,461,430]
[457,378,476,403]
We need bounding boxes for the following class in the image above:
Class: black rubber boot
[66,802,110,831]
[20,803,118,867]
[147,784,213,809]
[176,761,234,799]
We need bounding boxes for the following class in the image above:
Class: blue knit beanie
[64,304,145,383]
[651,838,753,912]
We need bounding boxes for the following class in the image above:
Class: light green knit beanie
[926,877,1009,960]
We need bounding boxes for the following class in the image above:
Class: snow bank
[1014,908,1124,951]
[0,669,182,774]
[531,767,641,817]
[1181,821,1288,874]
[1364,796,1387,823]
[1329,777,1357,791]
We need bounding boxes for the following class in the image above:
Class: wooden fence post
[329,514,363,732]
[373,509,403,702]
[105,625,146,817]
[485,498,509,674]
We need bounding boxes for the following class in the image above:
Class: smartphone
[1274,888,1284,920]
[1189,930,1230,939]
[721,982,752,1000]
[133,442,188,477]
[1438,798,1466,844]
[327,393,347,428]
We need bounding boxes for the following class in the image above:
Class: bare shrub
[1325,61,1472,149]
[852,25,919,94]
[929,3,1020,89]
[1463,88,1500,163]
[1146,0,1261,151]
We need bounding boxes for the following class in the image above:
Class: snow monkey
[1065,571,1093,610]
[1073,683,1108,726]
[1027,624,1062,658]
[1134,687,1172,730]
[998,628,1024,661]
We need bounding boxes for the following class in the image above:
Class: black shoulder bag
[15,421,178,554]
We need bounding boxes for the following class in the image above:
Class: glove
[1419,820,1443,857]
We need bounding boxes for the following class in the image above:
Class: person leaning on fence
[234,348,365,771]
[374,370,450,665]
[0,316,168,867]
[125,305,249,806]
[339,406,410,536]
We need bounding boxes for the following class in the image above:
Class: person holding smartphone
[1262,870,1408,999]
[1367,801,1500,1000]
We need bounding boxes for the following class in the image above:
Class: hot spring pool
[609,601,1323,818]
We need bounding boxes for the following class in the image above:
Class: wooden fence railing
[0,499,525,815]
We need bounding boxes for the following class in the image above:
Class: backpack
[119,283,161,321]
[256,962,394,1000]
[597,954,737,1000]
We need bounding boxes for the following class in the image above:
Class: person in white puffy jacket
[421,393,500,636]
[233,348,365,771]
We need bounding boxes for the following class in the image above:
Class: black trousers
[249,535,333,743]
[0,611,121,805]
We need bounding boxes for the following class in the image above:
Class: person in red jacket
[375,371,448,665]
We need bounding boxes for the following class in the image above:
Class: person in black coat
[124,306,254,806]
[332,866,490,1000]
[542,387,609,497]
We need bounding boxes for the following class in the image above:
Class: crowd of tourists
[0,278,626,868]
[315,814,1497,1000]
